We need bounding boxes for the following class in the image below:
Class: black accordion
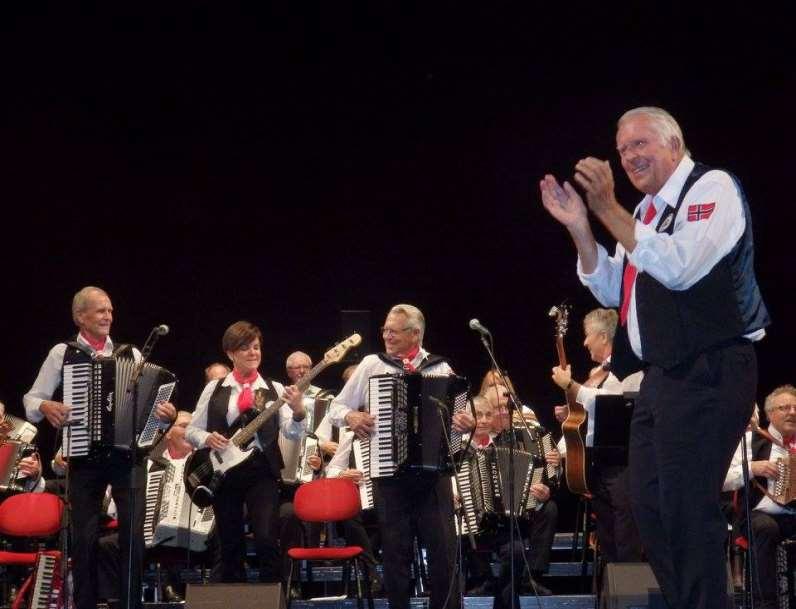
[364,373,470,478]
[456,445,545,535]
[63,352,176,458]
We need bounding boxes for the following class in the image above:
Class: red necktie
[620,201,657,325]
[400,345,420,373]
[232,369,258,414]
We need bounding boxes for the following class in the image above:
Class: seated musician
[23,286,177,609]
[551,307,643,564]
[484,386,559,604]
[328,303,475,609]
[724,385,796,609]
[185,320,307,585]
[97,410,216,604]
[205,361,231,383]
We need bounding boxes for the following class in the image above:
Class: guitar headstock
[548,304,571,338]
[323,334,362,364]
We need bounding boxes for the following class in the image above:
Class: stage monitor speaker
[600,563,666,609]
[186,582,285,609]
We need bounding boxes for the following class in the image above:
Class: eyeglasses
[287,364,310,370]
[773,404,796,414]
[381,326,412,337]
[617,138,650,159]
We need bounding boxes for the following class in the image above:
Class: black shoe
[163,584,184,603]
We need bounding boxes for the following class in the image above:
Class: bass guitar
[549,304,589,495]
[184,334,361,507]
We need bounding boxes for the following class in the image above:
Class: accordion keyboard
[63,362,92,457]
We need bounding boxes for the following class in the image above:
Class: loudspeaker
[186,583,285,609]
[600,563,666,609]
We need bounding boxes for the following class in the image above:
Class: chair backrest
[293,478,361,523]
[0,492,64,537]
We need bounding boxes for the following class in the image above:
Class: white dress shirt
[24,334,140,423]
[186,374,306,453]
[577,156,764,359]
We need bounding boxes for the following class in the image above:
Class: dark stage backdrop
[1,6,793,501]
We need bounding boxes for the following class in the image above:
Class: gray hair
[286,351,312,368]
[71,286,109,325]
[583,308,619,342]
[618,106,690,157]
[389,303,426,343]
[764,385,796,414]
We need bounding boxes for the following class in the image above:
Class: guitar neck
[233,359,331,447]
[555,335,577,408]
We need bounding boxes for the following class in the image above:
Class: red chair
[0,492,65,609]
[286,478,374,609]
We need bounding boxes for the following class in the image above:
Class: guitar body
[184,431,257,508]
[561,403,589,495]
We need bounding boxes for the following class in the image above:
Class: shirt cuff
[628,220,659,272]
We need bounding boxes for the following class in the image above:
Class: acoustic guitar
[549,304,589,495]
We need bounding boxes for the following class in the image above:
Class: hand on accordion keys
[345,410,375,439]
[40,400,71,428]
[751,460,779,479]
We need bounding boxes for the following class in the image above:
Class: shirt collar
[222,372,265,389]
[768,424,785,444]
[640,155,695,213]
[77,332,114,355]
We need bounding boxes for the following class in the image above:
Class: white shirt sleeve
[314,412,333,443]
[23,344,68,423]
[326,430,355,478]
[328,358,372,427]
[186,380,217,449]
[723,433,753,492]
[630,170,746,290]
[577,243,624,308]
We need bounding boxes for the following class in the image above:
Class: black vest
[375,352,448,372]
[612,163,770,375]
[205,376,283,478]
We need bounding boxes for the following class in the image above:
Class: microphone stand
[123,326,167,609]
[474,331,521,609]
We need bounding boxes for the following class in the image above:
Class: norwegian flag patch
[687,202,716,222]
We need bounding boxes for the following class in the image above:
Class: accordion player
[61,343,176,459]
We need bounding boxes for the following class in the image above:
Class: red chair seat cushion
[0,551,38,566]
[0,493,64,537]
[288,545,364,560]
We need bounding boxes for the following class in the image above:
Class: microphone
[468,318,491,336]
[155,324,170,336]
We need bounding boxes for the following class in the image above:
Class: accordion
[144,457,215,551]
[518,423,559,485]
[346,427,375,510]
[0,412,38,443]
[63,354,176,458]
[364,373,470,478]
[773,453,796,507]
[456,445,544,536]
[0,439,36,495]
[279,390,332,484]
[23,550,64,609]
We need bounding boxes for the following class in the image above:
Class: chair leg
[352,559,363,609]
[360,558,375,609]
[341,560,351,598]
[286,559,295,609]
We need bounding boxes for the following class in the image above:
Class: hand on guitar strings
[205,431,229,451]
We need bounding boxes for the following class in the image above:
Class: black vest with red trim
[205,375,283,478]
[612,162,770,377]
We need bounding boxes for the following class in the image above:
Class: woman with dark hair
[186,320,307,583]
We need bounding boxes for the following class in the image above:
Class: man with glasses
[725,385,796,609]
[540,107,769,609]
[329,304,475,609]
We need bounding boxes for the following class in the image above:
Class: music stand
[591,393,635,469]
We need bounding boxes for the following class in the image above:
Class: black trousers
[748,511,796,608]
[375,473,458,609]
[590,464,642,563]
[629,341,756,609]
[69,450,146,609]
[213,453,281,583]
